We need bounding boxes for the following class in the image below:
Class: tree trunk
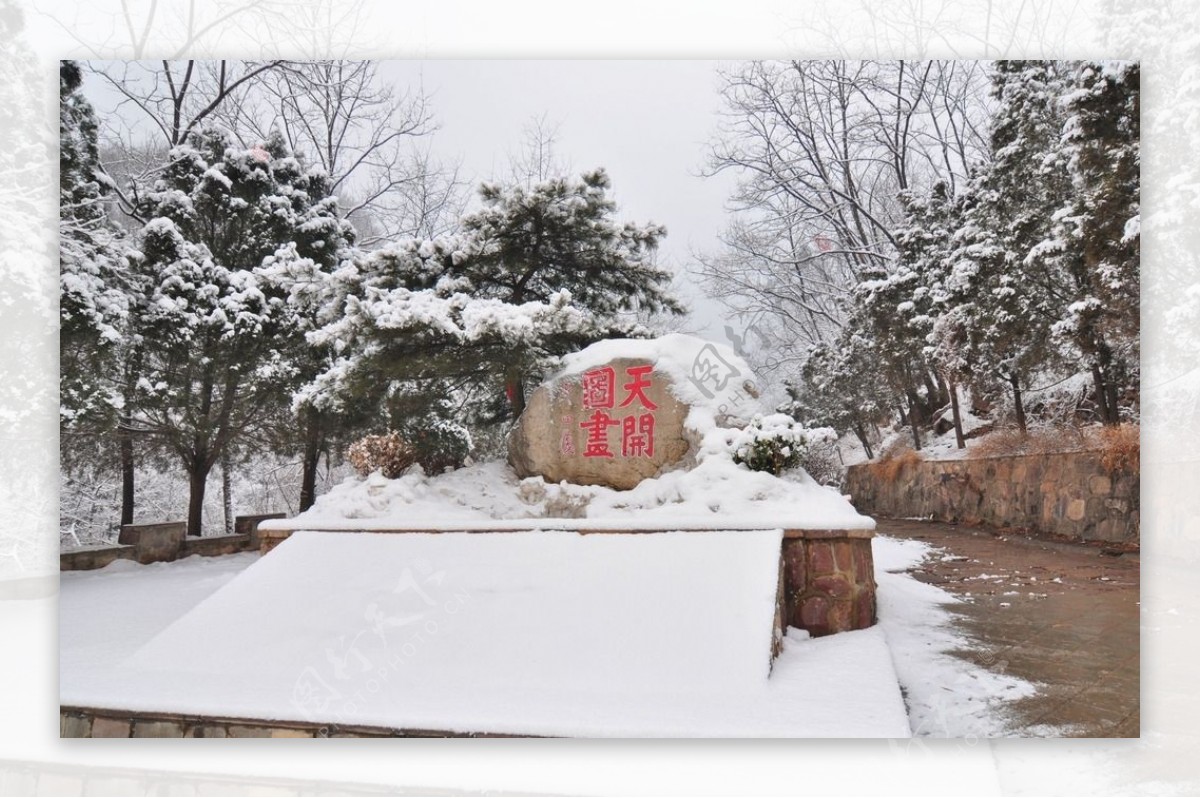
[1095,341,1122,426]
[299,422,322,513]
[506,374,527,418]
[186,465,209,537]
[948,379,966,450]
[221,449,234,536]
[1091,362,1113,425]
[1009,372,1027,433]
[923,371,943,413]
[853,419,874,460]
[907,399,922,451]
[119,419,134,526]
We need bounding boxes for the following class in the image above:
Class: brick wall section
[846,451,1139,543]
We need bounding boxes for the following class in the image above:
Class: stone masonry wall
[60,707,530,738]
[780,532,876,636]
[845,450,1139,544]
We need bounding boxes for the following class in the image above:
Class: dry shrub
[348,432,417,478]
[870,445,923,483]
[1098,423,1140,474]
[972,425,1091,458]
[971,427,1030,458]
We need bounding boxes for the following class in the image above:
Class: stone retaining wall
[60,514,284,571]
[846,450,1138,543]
[60,707,530,738]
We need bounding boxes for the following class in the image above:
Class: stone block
[827,600,853,633]
[812,574,852,600]
[1089,474,1112,495]
[119,522,186,564]
[270,727,314,738]
[808,541,835,575]
[832,540,854,572]
[855,595,875,628]
[1067,498,1087,521]
[184,724,228,738]
[60,713,91,738]
[91,716,131,738]
[799,596,830,635]
[226,724,274,738]
[781,539,807,596]
[132,720,184,737]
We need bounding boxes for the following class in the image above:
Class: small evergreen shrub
[408,419,473,474]
[731,414,837,477]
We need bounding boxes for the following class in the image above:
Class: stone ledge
[60,706,541,738]
[59,545,136,572]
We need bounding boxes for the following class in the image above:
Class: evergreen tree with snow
[59,60,142,527]
[1029,61,1140,424]
[454,169,681,415]
[129,128,353,535]
[947,60,1076,431]
[297,170,682,456]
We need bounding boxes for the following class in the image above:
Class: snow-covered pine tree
[947,60,1076,431]
[787,327,891,460]
[59,60,141,526]
[894,181,970,448]
[129,129,353,535]
[455,169,682,415]
[1029,61,1140,425]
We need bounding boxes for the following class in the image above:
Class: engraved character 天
[619,364,658,410]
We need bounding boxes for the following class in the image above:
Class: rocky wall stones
[846,451,1139,544]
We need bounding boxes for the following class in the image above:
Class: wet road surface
[876,518,1139,737]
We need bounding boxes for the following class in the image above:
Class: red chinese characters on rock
[579,365,658,459]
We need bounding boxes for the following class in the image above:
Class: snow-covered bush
[407,419,473,474]
[731,414,837,477]
[348,433,417,479]
[348,422,472,480]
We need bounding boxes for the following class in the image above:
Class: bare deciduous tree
[215,60,467,244]
[698,59,990,375]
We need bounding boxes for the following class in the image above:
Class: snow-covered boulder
[508,334,760,490]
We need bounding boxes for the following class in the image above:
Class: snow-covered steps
[60,530,910,737]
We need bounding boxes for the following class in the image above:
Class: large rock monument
[508,335,757,490]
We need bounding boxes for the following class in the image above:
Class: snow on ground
[60,530,909,737]
[270,459,875,532]
[59,531,1036,737]
[59,552,258,692]
[873,535,1036,737]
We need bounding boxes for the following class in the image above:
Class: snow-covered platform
[60,530,910,737]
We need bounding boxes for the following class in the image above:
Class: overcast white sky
[83,59,742,345]
[385,60,739,342]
